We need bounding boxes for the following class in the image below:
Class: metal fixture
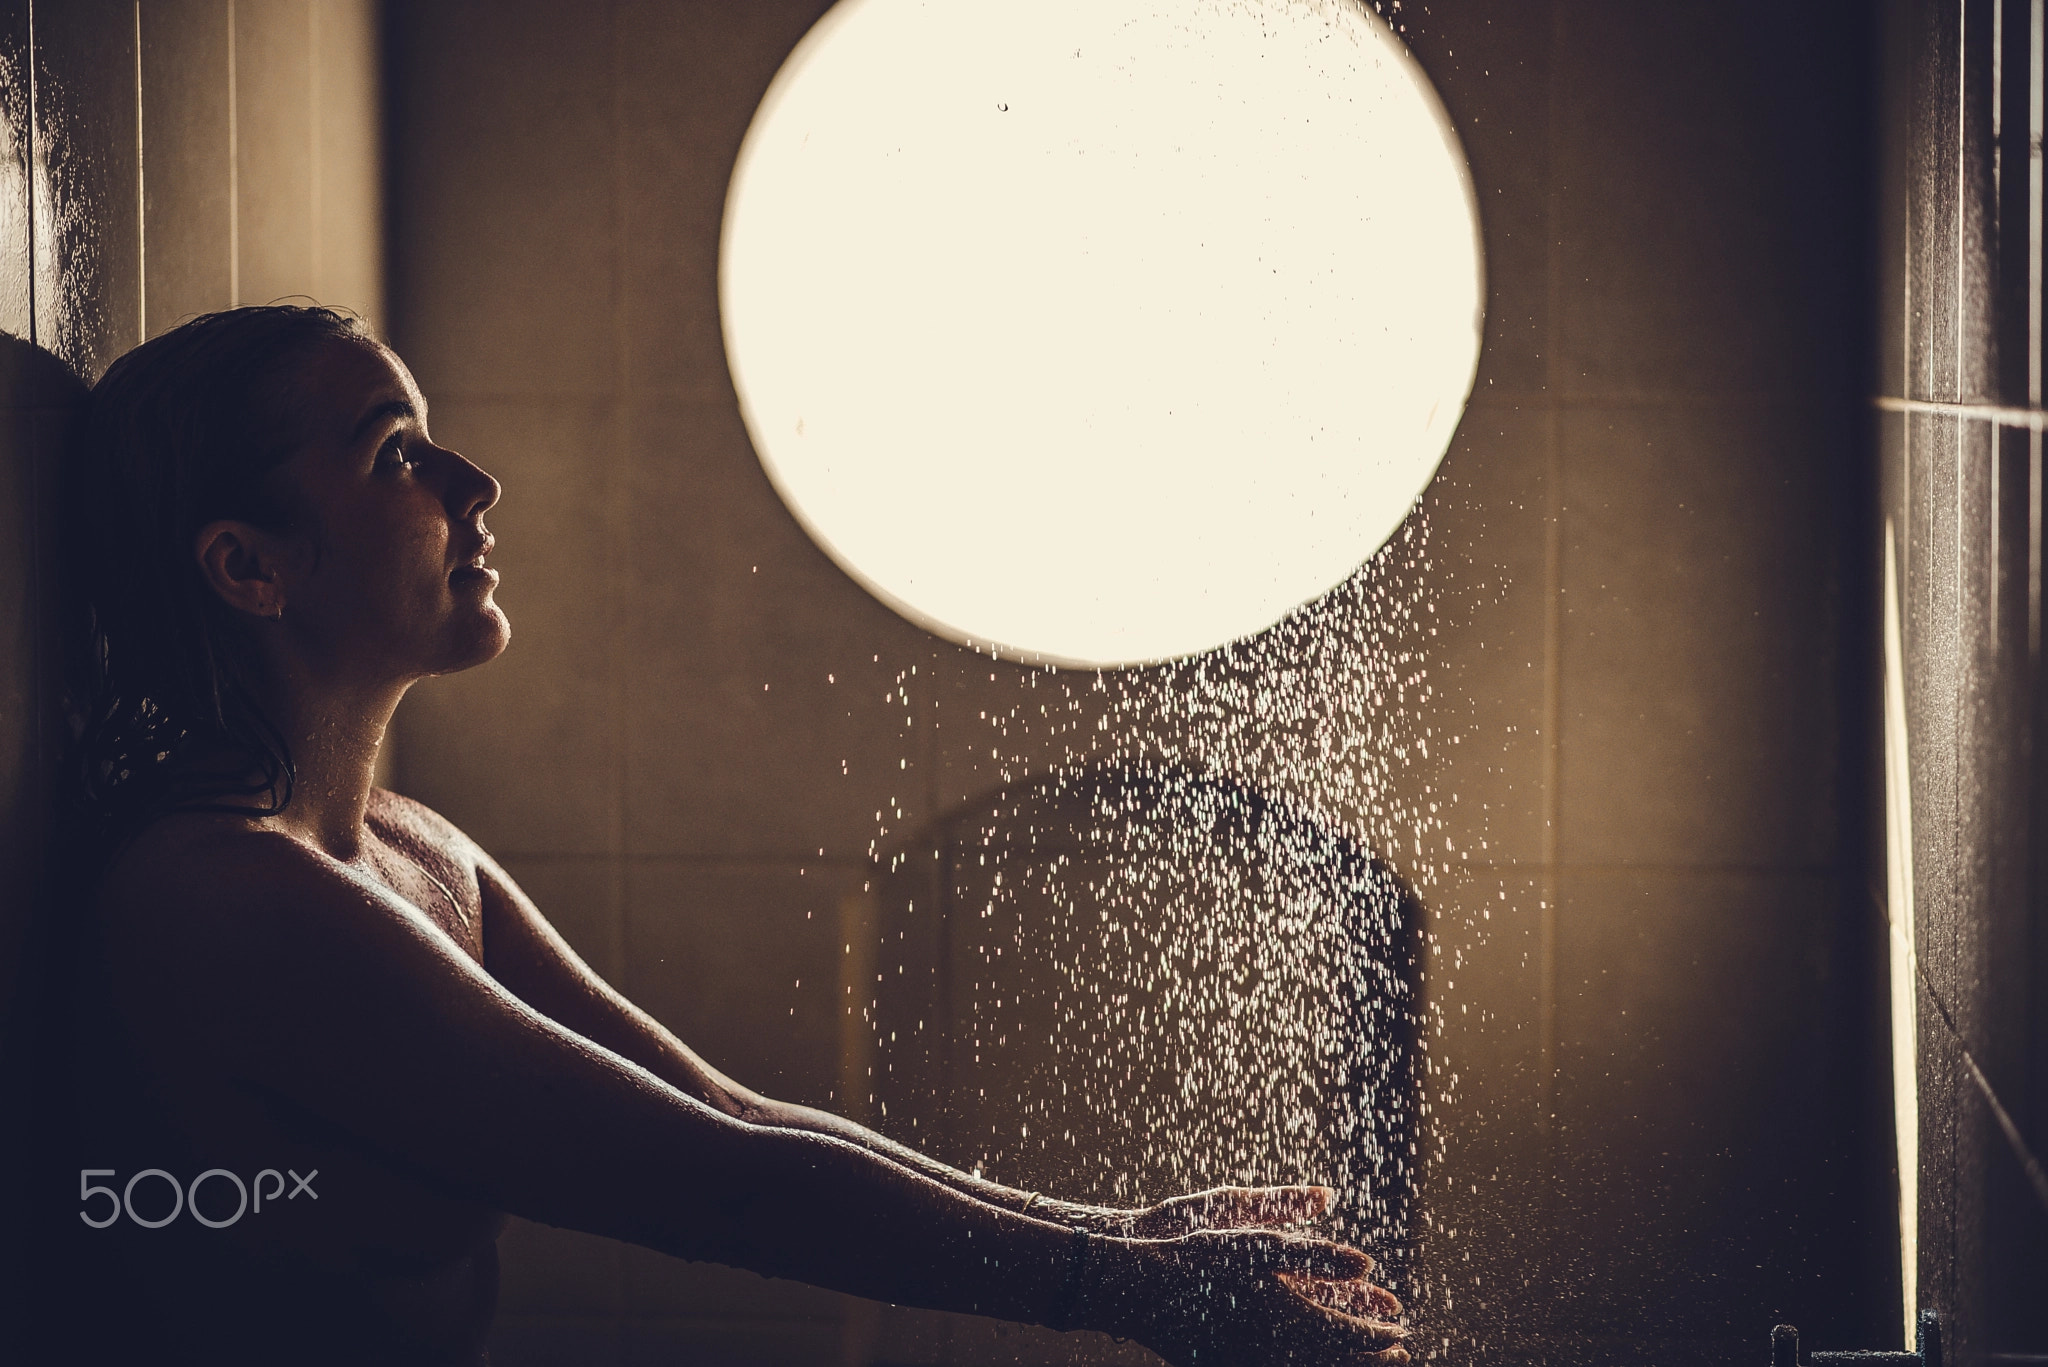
[1772,1311,1941,1367]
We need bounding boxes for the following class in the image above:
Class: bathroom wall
[0,0,383,1353]
[1878,0,2048,1360]
[385,5,1892,1366]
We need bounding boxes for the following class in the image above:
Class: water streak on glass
[0,1,31,339]
[30,0,141,383]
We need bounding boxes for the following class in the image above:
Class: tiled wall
[381,4,1890,1366]
[1878,0,2048,1359]
[0,0,382,1352]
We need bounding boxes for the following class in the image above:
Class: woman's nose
[438,446,501,520]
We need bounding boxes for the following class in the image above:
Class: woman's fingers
[1273,1262,1410,1365]
[1279,1271,1404,1320]
[1327,1344,1409,1367]
[1276,1276,1406,1336]
[1137,1228,1410,1367]
[1239,1231,1375,1281]
[1295,1290,1409,1363]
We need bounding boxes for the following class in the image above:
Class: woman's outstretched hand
[1100,1227,1410,1366]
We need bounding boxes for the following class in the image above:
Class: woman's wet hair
[60,303,377,854]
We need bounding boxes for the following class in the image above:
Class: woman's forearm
[397,1005,1114,1328]
[477,866,1139,1235]
[652,1114,1127,1330]
[745,1097,1131,1230]
[148,851,1131,1337]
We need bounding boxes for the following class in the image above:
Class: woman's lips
[452,531,498,585]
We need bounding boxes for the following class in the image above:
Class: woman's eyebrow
[351,398,420,444]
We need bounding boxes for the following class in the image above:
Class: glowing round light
[721,0,1483,667]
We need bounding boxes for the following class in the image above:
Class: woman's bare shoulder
[365,789,501,930]
[92,814,359,972]
[367,786,477,852]
[93,795,489,946]
[102,810,308,903]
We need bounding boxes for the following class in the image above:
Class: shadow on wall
[840,762,1427,1366]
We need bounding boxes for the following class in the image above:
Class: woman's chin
[471,606,512,664]
[428,602,511,675]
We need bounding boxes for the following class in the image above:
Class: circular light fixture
[721,0,1483,667]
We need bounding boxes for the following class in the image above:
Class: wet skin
[80,337,1410,1364]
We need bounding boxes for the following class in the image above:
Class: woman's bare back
[71,791,510,1363]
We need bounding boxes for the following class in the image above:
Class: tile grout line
[307,0,319,293]
[1944,0,1966,1297]
[21,1,37,822]
[227,0,238,306]
[1991,418,2000,658]
[1938,1,1957,1299]
[610,0,632,1020]
[418,387,1894,411]
[481,851,1857,878]
[133,0,143,341]
[1537,0,1564,1156]
[1904,22,1915,614]
[1474,389,1831,408]
[23,0,44,907]
[2031,0,2045,668]
[1958,0,1969,410]
[1879,394,2048,429]
[23,0,33,350]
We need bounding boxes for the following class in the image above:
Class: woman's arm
[473,849,1329,1238]
[111,827,1073,1324]
[107,825,1406,1363]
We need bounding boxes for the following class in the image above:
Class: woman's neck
[243,655,411,862]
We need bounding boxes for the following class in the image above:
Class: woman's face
[256,336,510,684]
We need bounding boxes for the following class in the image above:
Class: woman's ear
[194,520,294,619]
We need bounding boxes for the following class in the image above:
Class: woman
[53,305,1411,1365]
